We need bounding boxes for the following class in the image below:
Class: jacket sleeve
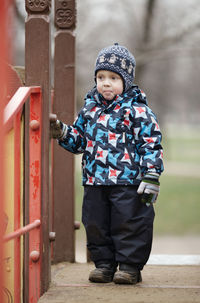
[132,104,164,176]
[58,108,86,154]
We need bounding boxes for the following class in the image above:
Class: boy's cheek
[96,84,102,93]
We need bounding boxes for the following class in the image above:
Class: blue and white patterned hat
[95,43,136,92]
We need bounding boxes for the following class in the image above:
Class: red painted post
[0,0,7,300]
[14,112,22,303]
[29,90,42,303]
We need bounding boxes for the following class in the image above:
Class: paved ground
[38,262,200,303]
[39,159,200,302]
[76,235,200,263]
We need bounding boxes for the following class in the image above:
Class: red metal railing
[3,86,42,303]
[0,0,7,300]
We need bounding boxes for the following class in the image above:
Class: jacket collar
[85,85,148,108]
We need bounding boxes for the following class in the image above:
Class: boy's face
[96,70,123,100]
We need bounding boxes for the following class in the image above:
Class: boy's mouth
[102,91,114,100]
[103,90,112,94]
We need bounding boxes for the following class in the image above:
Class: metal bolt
[74,221,80,230]
[30,120,40,131]
[49,232,56,242]
[30,250,40,262]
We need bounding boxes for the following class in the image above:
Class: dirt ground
[38,262,200,303]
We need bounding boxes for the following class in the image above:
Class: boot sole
[113,271,142,285]
[89,272,113,283]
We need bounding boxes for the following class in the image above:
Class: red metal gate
[4,86,42,303]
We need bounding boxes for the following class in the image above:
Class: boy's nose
[103,78,111,86]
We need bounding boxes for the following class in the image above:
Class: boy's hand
[137,173,160,206]
[50,113,65,139]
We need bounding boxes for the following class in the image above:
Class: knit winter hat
[95,43,136,92]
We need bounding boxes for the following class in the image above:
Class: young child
[50,43,164,285]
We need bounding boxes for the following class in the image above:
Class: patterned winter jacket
[59,86,164,186]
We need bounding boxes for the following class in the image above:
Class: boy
[50,43,164,284]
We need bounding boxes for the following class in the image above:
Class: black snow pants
[82,185,155,271]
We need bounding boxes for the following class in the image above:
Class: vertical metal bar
[29,91,42,303]
[53,0,76,263]
[14,112,21,303]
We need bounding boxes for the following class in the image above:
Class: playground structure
[1,0,77,302]
[1,1,200,303]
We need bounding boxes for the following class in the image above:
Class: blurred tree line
[14,0,200,126]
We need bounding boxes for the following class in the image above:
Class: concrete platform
[38,262,200,303]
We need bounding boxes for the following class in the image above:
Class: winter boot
[113,263,142,285]
[89,262,117,283]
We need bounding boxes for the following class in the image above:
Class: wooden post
[25,0,51,295]
[52,0,76,263]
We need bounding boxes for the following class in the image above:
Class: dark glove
[137,173,160,206]
[50,113,66,139]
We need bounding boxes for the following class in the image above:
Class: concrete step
[38,262,200,303]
